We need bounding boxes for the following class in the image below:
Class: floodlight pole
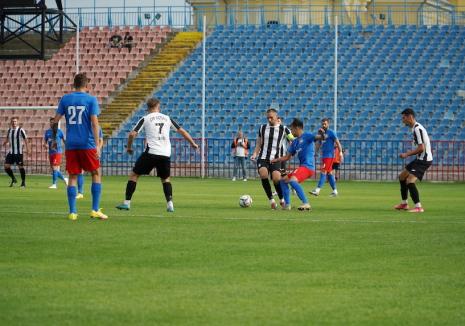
[201,15,206,179]
[76,18,80,74]
[334,15,338,133]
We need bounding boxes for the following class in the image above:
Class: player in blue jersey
[76,127,104,199]
[272,118,325,211]
[53,73,107,221]
[310,118,343,197]
[44,118,68,189]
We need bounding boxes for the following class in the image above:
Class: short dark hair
[11,117,18,121]
[147,98,160,109]
[321,117,330,123]
[73,73,89,89]
[401,108,415,117]
[290,118,304,129]
[266,108,278,114]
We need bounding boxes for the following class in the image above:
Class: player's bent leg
[161,178,174,213]
[279,177,291,209]
[117,173,139,211]
[271,170,284,207]
[405,174,423,213]
[394,169,411,210]
[4,163,17,186]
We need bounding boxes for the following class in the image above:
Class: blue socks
[91,182,102,212]
[67,186,77,213]
[77,174,84,194]
[280,180,291,205]
[52,170,65,184]
[289,180,309,204]
[52,170,57,185]
[328,174,337,190]
[317,173,326,188]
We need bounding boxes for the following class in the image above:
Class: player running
[250,108,294,209]
[116,98,199,212]
[309,118,343,197]
[272,118,325,211]
[44,118,68,189]
[394,108,433,213]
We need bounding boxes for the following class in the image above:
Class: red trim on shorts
[65,149,100,175]
[49,153,62,166]
[288,166,315,183]
[320,158,335,173]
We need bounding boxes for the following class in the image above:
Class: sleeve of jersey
[414,127,424,145]
[287,142,296,155]
[331,130,338,140]
[90,97,100,116]
[56,98,65,115]
[285,127,295,141]
[170,118,181,130]
[21,129,27,139]
[132,118,145,133]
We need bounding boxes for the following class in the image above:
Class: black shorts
[332,163,340,170]
[257,159,281,174]
[133,152,170,179]
[405,159,432,181]
[5,154,24,166]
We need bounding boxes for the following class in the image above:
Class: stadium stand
[0,26,170,107]
[99,32,203,137]
[115,24,465,144]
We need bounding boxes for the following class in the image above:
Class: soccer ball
[239,195,252,208]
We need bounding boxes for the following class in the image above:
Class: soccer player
[250,108,294,209]
[394,108,433,213]
[44,118,68,189]
[310,118,343,197]
[3,117,29,188]
[272,118,324,210]
[53,73,107,221]
[76,127,104,199]
[116,98,199,212]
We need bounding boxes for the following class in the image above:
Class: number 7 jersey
[56,91,100,150]
[132,112,181,157]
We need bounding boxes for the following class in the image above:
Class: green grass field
[1,175,465,325]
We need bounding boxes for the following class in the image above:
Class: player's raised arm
[176,127,199,149]
[271,153,292,164]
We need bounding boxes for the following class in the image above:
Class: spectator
[123,32,134,53]
[231,130,249,181]
[109,33,123,49]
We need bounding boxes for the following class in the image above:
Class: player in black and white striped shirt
[116,98,199,212]
[3,117,29,188]
[250,108,294,209]
[394,108,433,213]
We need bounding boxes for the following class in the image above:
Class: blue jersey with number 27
[57,92,99,150]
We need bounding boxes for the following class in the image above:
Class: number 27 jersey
[132,112,181,157]
[56,91,100,150]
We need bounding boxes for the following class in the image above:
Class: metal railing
[13,137,465,182]
[3,4,465,32]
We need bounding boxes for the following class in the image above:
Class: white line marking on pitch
[1,210,465,225]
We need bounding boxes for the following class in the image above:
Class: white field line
[1,210,465,224]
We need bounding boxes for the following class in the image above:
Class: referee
[250,108,294,209]
[3,117,29,188]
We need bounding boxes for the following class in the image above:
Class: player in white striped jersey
[3,117,29,188]
[394,108,433,213]
[250,108,294,209]
[116,98,199,212]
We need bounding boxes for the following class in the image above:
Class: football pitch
[1,175,465,325]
